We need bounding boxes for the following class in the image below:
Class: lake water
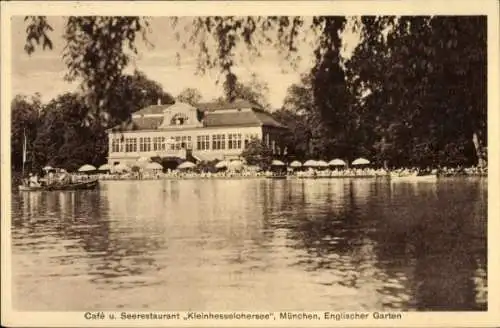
[10,178,487,311]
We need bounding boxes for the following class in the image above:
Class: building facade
[107,99,287,166]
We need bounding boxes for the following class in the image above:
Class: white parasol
[78,164,97,172]
[352,158,370,165]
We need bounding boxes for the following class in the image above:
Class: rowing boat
[390,174,437,182]
[18,179,99,191]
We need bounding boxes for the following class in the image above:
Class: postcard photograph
[1,1,499,327]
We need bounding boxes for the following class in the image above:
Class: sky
[11,16,359,109]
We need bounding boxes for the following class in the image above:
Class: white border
[1,1,499,327]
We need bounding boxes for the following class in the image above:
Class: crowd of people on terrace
[30,158,487,184]
[92,161,487,181]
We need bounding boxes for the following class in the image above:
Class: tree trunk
[472,131,486,167]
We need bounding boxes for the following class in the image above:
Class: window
[139,137,144,152]
[197,135,210,150]
[125,138,131,152]
[112,138,120,153]
[153,137,163,151]
[144,137,151,152]
[228,134,242,149]
[119,136,125,152]
[174,136,182,150]
[125,137,137,152]
[166,137,175,150]
[212,134,226,150]
[131,138,137,152]
[170,113,189,126]
[181,136,192,150]
[160,137,166,151]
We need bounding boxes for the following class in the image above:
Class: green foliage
[32,93,96,171]
[345,16,486,167]
[232,73,271,109]
[277,16,486,167]
[241,138,273,169]
[176,88,203,105]
[272,108,310,160]
[24,16,151,125]
[107,70,174,125]
[24,16,53,54]
[174,16,311,99]
[11,94,43,171]
[13,71,173,172]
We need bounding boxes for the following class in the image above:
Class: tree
[107,70,174,125]
[230,73,271,109]
[32,93,104,172]
[24,16,152,126]
[11,94,43,171]
[346,16,486,167]
[272,109,309,160]
[12,70,174,172]
[176,88,203,105]
[241,138,273,169]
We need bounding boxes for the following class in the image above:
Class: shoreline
[97,175,488,182]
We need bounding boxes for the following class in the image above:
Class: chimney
[157,98,162,105]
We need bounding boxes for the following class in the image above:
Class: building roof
[202,109,284,128]
[196,98,263,112]
[132,104,172,117]
[110,116,163,132]
[252,109,285,128]
[111,99,285,132]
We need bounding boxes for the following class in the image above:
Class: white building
[107,99,287,166]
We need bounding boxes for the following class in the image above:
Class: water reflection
[11,178,487,311]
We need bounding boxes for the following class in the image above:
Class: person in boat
[57,171,70,185]
[28,173,41,187]
[45,170,56,186]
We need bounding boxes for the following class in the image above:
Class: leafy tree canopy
[176,87,203,105]
[241,138,273,169]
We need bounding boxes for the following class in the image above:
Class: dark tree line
[273,16,486,168]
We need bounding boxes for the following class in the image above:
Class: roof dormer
[159,102,203,129]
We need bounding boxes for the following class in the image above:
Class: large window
[197,135,210,150]
[212,134,226,150]
[174,136,182,150]
[228,133,242,149]
[160,137,165,151]
[139,137,151,152]
[173,136,192,150]
[153,137,163,151]
[112,138,120,152]
[139,137,144,152]
[125,138,132,152]
[132,138,137,152]
[182,136,192,150]
[144,137,151,152]
[125,137,137,152]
